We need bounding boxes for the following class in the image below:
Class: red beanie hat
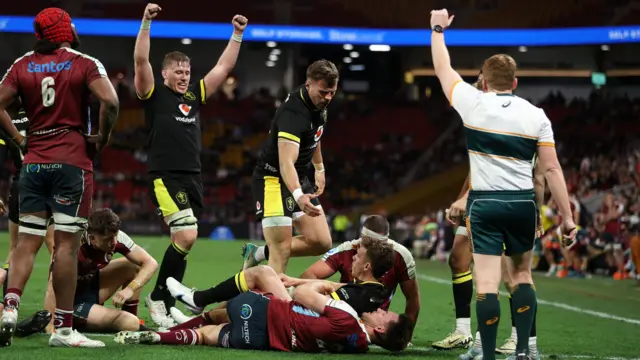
[34,8,74,44]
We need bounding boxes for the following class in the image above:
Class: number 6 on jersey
[41,76,55,107]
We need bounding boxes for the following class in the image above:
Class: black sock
[151,243,189,308]
[264,245,270,261]
[530,302,537,337]
[476,293,500,360]
[2,263,8,299]
[193,271,248,307]
[511,284,537,354]
[509,295,516,327]
[452,271,473,319]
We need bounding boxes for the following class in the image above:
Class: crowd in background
[0,73,638,282]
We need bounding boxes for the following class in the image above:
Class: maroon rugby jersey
[0,48,107,171]
[267,296,369,353]
[76,231,136,293]
[322,238,416,310]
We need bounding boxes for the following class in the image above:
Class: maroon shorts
[19,163,93,219]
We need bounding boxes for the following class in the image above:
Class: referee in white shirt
[428,9,577,360]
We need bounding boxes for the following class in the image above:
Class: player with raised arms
[241,60,338,274]
[0,7,119,347]
[116,265,412,353]
[132,3,248,328]
[430,9,576,360]
[300,214,421,328]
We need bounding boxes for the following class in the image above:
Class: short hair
[362,215,389,236]
[306,59,339,87]
[87,208,121,237]
[163,51,191,69]
[481,54,516,91]
[361,236,395,279]
[375,313,413,352]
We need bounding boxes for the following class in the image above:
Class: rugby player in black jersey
[241,60,339,274]
[132,3,247,327]
[0,104,54,337]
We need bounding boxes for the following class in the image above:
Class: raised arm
[430,9,461,104]
[201,15,247,101]
[134,3,160,99]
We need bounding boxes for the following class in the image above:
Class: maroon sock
[158,329,200,345]
[122,300,139,317]
[54,308,74,329]
[3,288,22,310]
[168,315,212,331]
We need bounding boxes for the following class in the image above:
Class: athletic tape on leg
[166,208,198,234]
[18,215,48,236]
[52,213,88,233]
[262,216,292,228]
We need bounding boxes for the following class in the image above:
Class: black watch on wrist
[432,25,444,33]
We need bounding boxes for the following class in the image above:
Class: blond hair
[481,54,516,91]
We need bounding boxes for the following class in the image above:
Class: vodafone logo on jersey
[179,104,192,116]
[314,125,324,142]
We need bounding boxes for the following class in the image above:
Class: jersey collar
[299,86,322,112]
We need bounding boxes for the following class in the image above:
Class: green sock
[476,293,500,360]
[511,284,537,354]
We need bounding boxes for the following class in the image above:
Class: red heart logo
[179,104,192,116]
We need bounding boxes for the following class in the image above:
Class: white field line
[417,274,640,326]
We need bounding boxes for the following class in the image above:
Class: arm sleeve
[277,109,308,144]
[116,231,137,252]
[537,112,555,147]
[192,79,207,105]
[83,56,108,85]
[450,81,482,121]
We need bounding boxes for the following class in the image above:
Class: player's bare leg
[167,264,291,313]
[147,211,197,328]
[0,212,47,347]
[169,304,229,330]
[250,219,293,274]
[79,258,143,332]
[116,323,225,346]
[433,228,474,350]
[43,224,56,334]
[290,208,332,257]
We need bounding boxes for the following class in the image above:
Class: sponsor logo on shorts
[26,164,40,173]
[53,194,73,206]
[286,197,294,211]
[176,192,188,205]
[184,91,196,101]
[256,202,261,210]
[240,304,252,320]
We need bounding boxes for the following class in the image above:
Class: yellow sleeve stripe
[136,84,155,100]
[235,271,249,292]
[200,79,206,104]
[449,80,462,106]
[537,142,555,147]
[278,132,300,143]
[0,139,5,145]
[330,291,341,301]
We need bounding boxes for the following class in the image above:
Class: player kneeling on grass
[17,208,159,334]
[116,265,412,353]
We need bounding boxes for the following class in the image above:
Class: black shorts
[8,175,19,224]
[73,271,101,329]
[148,172,203,219]
[218,291,270,350]
[252,175,320,221]
[20,163,93,218]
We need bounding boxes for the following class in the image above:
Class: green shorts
[465,189,537,256]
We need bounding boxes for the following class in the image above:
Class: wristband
[141,19,151,30]
[292,188,304,202]
[313,162,325,172]
[231,33,243,43]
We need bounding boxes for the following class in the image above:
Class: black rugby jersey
[0,108,29,173]
[138,80,206,173]
[331,281,391,316]
[254,85,327,178]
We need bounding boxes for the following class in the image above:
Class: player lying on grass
[17,208,158,335]
[168,234,396,323]
[300,215,421,327]
[116,265,412,353]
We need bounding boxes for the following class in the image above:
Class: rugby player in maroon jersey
[0,7,119,347]
[15,208,158,335]
[300,215,421,327]
[116,265,412,353]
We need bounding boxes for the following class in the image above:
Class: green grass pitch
[1,234,638,360]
